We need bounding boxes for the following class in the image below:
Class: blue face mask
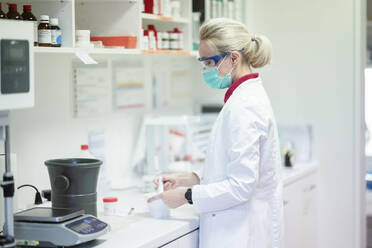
[202,56,234,89]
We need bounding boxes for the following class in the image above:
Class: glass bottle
[6,3,21,20]
[50,18,62,47]
[0,3,7,19]
[38,15,51,47]
[22,5,38,46]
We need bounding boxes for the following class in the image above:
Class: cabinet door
[161,241,179,248]
[160,229,199,248]
[301,173,318,248]
[283,181,303,248]
[178,230,199,248]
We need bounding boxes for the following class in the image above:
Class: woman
[148,18,283,248]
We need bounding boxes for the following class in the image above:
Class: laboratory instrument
[14,207,109,247]
[0,20,34,248]
[45,158,102,216]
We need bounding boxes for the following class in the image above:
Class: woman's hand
[147,188,188,209]
[153,174,179,191]
[153,173,201,191]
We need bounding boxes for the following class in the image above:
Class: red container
[144,0,154,14]
[90,36,137,49]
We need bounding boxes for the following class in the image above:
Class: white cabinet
[160,229,199,248]
[283,172,318,248]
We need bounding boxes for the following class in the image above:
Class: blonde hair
[199,18,272,68]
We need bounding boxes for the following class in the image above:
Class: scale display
[66,216,108,235]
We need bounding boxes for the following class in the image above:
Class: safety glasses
[198,52,231,69]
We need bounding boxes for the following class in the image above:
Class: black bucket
[45,158,102,216]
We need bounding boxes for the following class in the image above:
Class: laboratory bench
[29,162,318,248]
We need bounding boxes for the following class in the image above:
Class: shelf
[33,47,195,57]
[76,0,136,2]
[141,50,191,55]
[33,47,141,55]
[141,13,189,24]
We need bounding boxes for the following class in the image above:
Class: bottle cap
[81,144,89,151]
[40,15,49,21]
[23,5,32,12]
[8,4,17,11]
[148,24,156,30]
[50,18,58,26]
[173,28,182,33]
[0,2,2,9]
[103,197,118,203]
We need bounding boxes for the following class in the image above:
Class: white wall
[9,53,195,209]
[245,0,365,247]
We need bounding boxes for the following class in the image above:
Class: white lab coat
[192,76,283,248]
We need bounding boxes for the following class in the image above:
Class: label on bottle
[33,22,38,44]
[38,29,51,44]
[51,29,62,45]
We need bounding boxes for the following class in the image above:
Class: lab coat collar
[224,73,259,103]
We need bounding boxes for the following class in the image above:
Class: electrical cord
[17,184,43,205]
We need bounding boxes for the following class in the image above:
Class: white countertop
[82,162,318,248]
[282,162,318,186]
[92,189,199,248]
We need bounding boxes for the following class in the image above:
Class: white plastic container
[171,0,181,18]
[162,32,170,50]
[76,30,93,48]
[169,31,179,50]
[103,197,118,216]
[148,30,156,50]
[157,31,163,50]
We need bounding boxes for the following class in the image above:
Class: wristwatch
[185,188,193,204]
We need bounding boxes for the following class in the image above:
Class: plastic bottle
[50,18,62,47]
[88,130,111,197]
[143,30,149,50]
[22,5,38,46]
[173,28,183,50]
[38,15,51,47]
[79,144,95,159]
[0,3,7,19]
[6,3,21,20]
[157,31,163,50]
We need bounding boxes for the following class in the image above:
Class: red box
[90,36,137,49]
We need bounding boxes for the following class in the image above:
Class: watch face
[185,188,193,204]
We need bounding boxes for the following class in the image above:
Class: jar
[103,197,118,216]
[76,30,92,48]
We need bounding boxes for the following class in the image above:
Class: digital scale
[14,208,110,247]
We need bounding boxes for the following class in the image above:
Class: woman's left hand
[147,188,188,209]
